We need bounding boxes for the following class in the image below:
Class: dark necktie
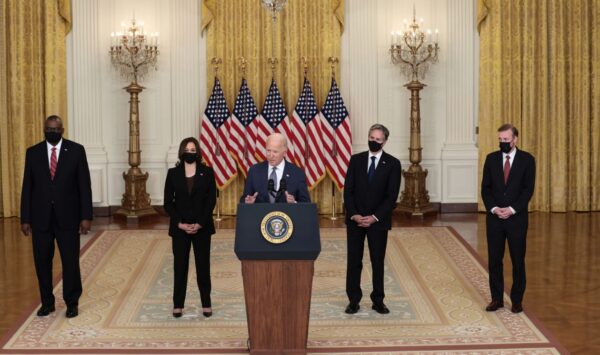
[368,156,376,182]
[503,155,511,184]
[269,167,277,203]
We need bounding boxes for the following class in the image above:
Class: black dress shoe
[511,303,523,313]
[172,309,183,318]
[485,300,504,312]
[37,304,55,317]
[65,306,78,318]
[345,303,360,314]
[203,311,213,318]
[372,303,390,314]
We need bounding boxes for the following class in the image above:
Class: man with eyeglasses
[20,115,93,319]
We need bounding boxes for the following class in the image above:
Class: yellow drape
[203,0,344,215]
[477,0,600,212]
[0,0,72,217]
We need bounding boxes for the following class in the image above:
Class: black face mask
[368,140,383,152]
[182,153,197,164]
[499,142,512,153]
[45,131,62,145]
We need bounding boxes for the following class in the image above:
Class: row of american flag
[200,76,352,191]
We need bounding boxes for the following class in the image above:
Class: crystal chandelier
[109,18,159,84]
[389,8,440,82]
[261,0,288,20]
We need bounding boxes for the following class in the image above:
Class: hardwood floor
[0,212,598,354]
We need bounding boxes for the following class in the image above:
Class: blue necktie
[368,156,376,182]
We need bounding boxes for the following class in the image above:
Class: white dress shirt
[47,139,63,168]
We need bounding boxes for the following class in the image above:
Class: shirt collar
[368,150,383,160]
[504,147,517,160]
[270,159,286,172]
[47,139,63,152]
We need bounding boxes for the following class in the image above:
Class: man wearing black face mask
[20,115,93,319]
[343,124,401,315]
[481,123,536,314]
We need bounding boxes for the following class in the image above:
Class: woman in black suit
[164,137,216,318]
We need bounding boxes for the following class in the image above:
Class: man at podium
[241,133,311,204]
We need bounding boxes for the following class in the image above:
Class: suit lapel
[53,140,69,181]
[258,162,269,201]
[40,143,52,180]
[372,152,388,182]
[191,165,205,195]
[506,149,521,186]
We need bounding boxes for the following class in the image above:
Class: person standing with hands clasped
[481,124,535,314]
[344,124,401,315]
[164,137,217,318]
[20,115,93,319]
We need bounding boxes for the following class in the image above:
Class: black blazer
[20,139,93,231]
[164,163,217,237]
[481,149,536,217]
[240,160,311,203]
[344,151,401,231]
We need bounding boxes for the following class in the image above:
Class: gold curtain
[0,0,72,217]
[202,0,345,215]
[477,0,600,212]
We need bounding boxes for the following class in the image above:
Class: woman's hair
[176,137,203,166]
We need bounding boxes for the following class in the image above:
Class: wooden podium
[235,203,321,355]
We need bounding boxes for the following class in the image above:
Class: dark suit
[20,139,93,308]
[163,163,216,308]
[240,160,311,203]
[481,148,535,304]
[344,151,401,305]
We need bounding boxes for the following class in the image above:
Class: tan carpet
[0,227,565,354]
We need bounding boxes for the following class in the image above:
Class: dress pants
[31,207,82,308]
[346,224,389,305]
[172,230,212,308]
[486,214,528,304]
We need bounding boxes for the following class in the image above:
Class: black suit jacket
[240,160,311,203]
[481,149,536,218]
[20,139,93,231]
[344,151,401,231]
[164,164,217,237]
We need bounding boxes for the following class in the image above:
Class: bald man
[241,133,310,204]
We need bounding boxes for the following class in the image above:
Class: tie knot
[505,155,510,161]
[52,147,56,152]
[371,156,376,162]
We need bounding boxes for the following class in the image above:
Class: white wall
[341,0,479,205]
[68,0,478,207]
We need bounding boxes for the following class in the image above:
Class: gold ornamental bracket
[211,57,222,79]
[301,56,309,78]
[268,57,278,77]
[238,56,248,78]
[328,56,339,79]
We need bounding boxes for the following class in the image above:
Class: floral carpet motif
[0,227,564,354]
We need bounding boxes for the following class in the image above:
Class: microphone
[268,179,275,192]
[279,179,287,193]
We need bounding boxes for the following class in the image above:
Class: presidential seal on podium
[260,211,294,244]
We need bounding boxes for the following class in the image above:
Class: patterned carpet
[0,227,564,354]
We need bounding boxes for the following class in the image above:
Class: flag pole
[211,57,226,222]
[329,181,339,220]
[328,57,342,221]
[215,189,223,222]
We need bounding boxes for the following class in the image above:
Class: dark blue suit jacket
[240,161,311,203]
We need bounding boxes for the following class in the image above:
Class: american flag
[321,78,351,190]
[200,78,237,189]
[260,79,298,164]
[227,78,260,177]
[292,78,326,189]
